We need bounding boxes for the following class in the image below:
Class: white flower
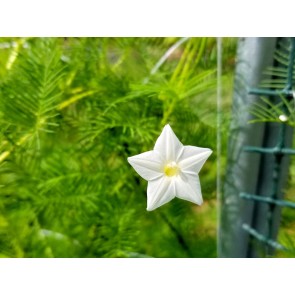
[127,124,212,211]
[279,114,288,122]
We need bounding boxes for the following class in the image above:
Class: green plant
[0,37,236,257]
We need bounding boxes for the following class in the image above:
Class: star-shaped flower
[128,124,212,211]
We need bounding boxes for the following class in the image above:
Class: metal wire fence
[239,37,295,254]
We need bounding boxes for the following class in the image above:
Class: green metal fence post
[219,38,277,257]
[247,38,295,256]
[247,120,293,256]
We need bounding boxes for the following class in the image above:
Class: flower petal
[175,173,203,205]
[154,124,183,162]
[147,176,175,211]
[128,150,163,181]
[178,146,212,174]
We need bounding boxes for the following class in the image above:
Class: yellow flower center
[164,162,180,177]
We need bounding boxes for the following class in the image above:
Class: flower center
[164,161,180,177]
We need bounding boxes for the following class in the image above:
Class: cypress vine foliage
[0,37,227,258]
[250,38,295,126]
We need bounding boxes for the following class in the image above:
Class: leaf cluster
[250,38,295,126]
[0,37,234,257]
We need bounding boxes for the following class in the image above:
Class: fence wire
[240,37,295,254]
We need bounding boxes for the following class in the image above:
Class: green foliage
[250,38,295,126]
[0,37,235,257]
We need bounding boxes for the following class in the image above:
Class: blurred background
[1,37,294,258]
[220,38,295,258]
[0,37,237,257]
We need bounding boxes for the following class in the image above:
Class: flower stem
[159,211,192,257]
